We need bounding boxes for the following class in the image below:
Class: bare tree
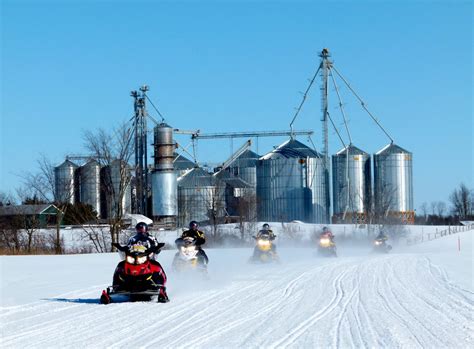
[19,155,69,254]
[450,183,473,219]
[83,123,134,249]
[206,185,226,241]
[0,191,16,206]
[235,189,258,241]
[419,202,428,222]
[435,201,447,218]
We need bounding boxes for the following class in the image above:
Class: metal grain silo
[151,123,177,226]
[257,139,329,223]
[227,149,260,187]
[332,145,371,223]
[102,159,132,218]
[174,153,196,178]
[177,167,226,227]
[79,159,101,216]
[54,159,78,204]
[374,143,414,223]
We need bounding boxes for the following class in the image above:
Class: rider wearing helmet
[319,226,335,240]
[256,223,276,240]
[176,221,208,264]
[121,222,168,302]
[128,222,159,250]
[376,230,388,241]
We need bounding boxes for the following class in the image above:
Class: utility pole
[320,48,332,222]
[131,85,149,216]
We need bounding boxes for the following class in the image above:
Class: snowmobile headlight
[258,240,270,247]
[136,256,147,264]
[320,238,330,245]
[374,241,382,246]
[126,256,136,264]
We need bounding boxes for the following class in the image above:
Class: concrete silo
[257,139,329,223]
[332,145,371,223]
[374,143,414,223]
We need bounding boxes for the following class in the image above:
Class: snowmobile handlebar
[112,242,165,254]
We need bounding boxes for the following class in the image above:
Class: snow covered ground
[1,229,473,348]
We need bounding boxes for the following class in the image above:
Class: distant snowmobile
[172,236,208,274]
[249,235,279,263]
[373,238,392,253]
[317,233,337,257]
[100,242,169,304]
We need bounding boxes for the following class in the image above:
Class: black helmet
[322,226,329,233]
[135,222,148,233]
[189,220,199,230]
[262,223,270,230]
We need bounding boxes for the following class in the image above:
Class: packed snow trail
[1,244,473,348]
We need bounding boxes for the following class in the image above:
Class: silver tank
[332,145,371,220]
[151,123,177,218]
[227,149,260,187]
[152,171,177,216]
[177,167,225,227]
[374,143,414,219]
[79,159,101,216]
[257,139,329,223]
[54,159,78,204]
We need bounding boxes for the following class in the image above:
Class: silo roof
[260,139,322,160]
[375,143,411,155]
[230,149,261,167]
[214,170,253,188]
[174,153,196,170]
[335,144,368,156]
[57,159,78,168]
[178,167,223,187]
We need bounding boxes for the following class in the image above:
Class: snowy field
[1,229,473,348]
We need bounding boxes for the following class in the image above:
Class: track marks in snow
[1,252,473,348]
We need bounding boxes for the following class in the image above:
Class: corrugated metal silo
[374,143,414,223]
[102,159,132,218]
[174,153,196,178]
[215,170,255,217]
[151,123,177,225]
[79,159,101,216]
[332,145,371,223]
[177,167,226,227]
[257,139,329,223]
[54,159,78,204]
[227,149,260,187]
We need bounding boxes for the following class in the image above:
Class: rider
[119,222,168,302]
[375,230,388,241]
[320,226,335,241]
[128,222,159,250]
[254,223,277,257]
[176,221,209,264]
[256,223,276,240]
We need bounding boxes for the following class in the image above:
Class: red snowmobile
[100,242,169,304]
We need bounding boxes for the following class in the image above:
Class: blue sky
[1,0,472,212]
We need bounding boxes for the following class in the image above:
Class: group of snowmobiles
[99,221,392,304]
